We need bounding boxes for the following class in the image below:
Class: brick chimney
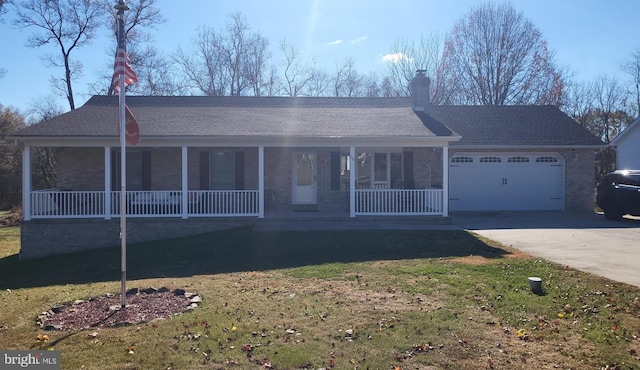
[411,70,430,112]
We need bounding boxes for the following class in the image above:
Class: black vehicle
[596,170,640,220]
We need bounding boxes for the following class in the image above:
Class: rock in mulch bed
[37,287,201,330]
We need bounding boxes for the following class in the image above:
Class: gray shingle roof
[14,95,603,147]
[15,96,442,139]
[428,105,603,146]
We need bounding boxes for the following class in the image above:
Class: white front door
[292,152,317,205]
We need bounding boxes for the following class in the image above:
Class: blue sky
[1,0,639,117]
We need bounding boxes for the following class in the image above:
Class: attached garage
[449,152,565,211]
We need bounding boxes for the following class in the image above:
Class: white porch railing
[186,190,259,217]
[30,189,441,218]
[111,191,182,217]
[355,188,443,215]
[30,190,105,218]
[30,190,259,218]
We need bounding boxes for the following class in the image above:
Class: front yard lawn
[0,226,638,369]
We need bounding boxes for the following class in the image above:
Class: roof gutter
[450,144,606,149]
[11,134,463,148]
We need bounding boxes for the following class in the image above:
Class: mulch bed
[37,287,199,330]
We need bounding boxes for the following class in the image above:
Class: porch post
[442,146,449,217]
[22,145,31,221]
[349,146,356,218]
[104,146,111,219]
[258,146,265,218]
[181,146,188,219]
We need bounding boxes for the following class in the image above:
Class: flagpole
[115,0,128,309]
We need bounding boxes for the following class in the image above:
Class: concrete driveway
[452,211,640,287]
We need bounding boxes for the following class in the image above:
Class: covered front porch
[22,144,451,221]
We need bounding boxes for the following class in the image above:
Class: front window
[210,151,235,190]
[357,152,403,189]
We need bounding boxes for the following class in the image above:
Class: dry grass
[0,225,639,369]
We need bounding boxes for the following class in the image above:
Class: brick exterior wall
[56,148,104,190]
[152,148,182,189]
[411,147,443,188]
[264,148,293,209]
[560,148,597,211]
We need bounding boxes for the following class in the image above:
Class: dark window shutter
[141,151,151,190]
[199,151,210,190]
[330,152,340,191]
[235,151,245,190]
[111,151,118,190]
[403,151,414,189]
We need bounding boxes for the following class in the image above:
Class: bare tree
[381,34,444,98]
[175,13,270,97]
[622,48,640,118]
[27,96,64,189]
[103,0,164,42]
[442,2,565,106]
[130,45,186,96]
[563,80,595,127]
[592,75,631,144]
[279,39,318,97]
[175,26,227,96]
[331,58,364,97]
[13,0,105,110]
[303,68,329,97]
[568,76,633,178]
[362,72,381,97]
[221,13,269,96]
[245,33,270,96]
[379,76,396,97]
[0,105,26,207]
[100,0,166,95]
[0,0,8,17]
[262,65,281,97]
[0,0,8,77]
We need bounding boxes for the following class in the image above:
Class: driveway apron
[452,211,640,287]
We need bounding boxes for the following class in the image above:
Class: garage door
[449,153,564,211]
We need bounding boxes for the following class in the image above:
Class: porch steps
[291,205,319,212]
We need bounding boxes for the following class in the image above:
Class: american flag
[111,14,138,94]
[112,6,139,146]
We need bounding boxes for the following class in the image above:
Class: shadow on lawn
[0,228,511,289]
